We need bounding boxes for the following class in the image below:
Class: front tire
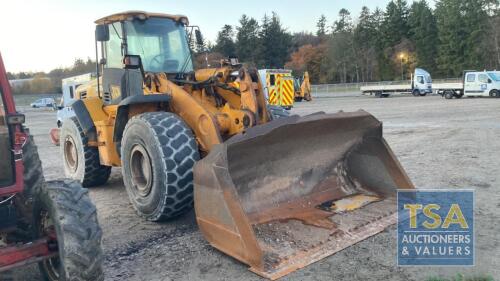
[412,89,420,96]
[121,112,200,221]
[60,117,111,187]
[34,180,104,281]
[490,89,499,98]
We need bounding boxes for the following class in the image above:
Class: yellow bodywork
[263,70,294,108]
[76,67,269,167]
[65,12,416,280]
[295,71,312,101]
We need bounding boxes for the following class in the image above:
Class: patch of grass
[427,273,494,281]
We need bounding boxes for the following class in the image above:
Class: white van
[30,98,55,108]
[57,73,95,127]
[436,70,500,99]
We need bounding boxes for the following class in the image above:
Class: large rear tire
[60,117,111,187]
[9,135,45,241]
[34,180,104,281]
[121,112,200,221]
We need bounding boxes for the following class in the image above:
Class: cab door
[0,93,14,187]
[464,73,480,96]
[477,73,490,96]
[267,73,278,106]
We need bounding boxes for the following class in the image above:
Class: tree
[332,9,353,33]
[485,1,500,69]
[462,0,490,69]
[316,15,327,37]
[408,0,438,73]
[235,15,260,63]
[291,32,321,51]
[257,13,292,68]
[285,44,330,83]
[382,0,410,47]
[435,0,467,76]
[354,7,379,81]
[329,9,358,83]
[214,25,236,57]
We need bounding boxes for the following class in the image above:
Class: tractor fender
[113,94,172,153]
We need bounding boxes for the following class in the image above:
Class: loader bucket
[194,110,414,280]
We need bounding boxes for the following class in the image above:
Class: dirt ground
[13,94,500,280]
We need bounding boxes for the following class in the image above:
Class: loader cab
[95,12,193,104]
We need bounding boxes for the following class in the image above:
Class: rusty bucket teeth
[194,110,414,280]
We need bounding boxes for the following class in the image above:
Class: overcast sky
[0,0,421,73]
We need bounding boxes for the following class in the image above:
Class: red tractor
[0,52,103,280]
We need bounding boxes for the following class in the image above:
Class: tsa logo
[397,190,474,266]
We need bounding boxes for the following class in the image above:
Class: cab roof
[95,11,189,25]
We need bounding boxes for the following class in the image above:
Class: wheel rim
[39,210,60,281]
[130,144,153,197]
[64,136,78,172]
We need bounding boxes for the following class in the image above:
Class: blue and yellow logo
[397,190,474,266]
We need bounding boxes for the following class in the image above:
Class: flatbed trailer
[360,68,432,98]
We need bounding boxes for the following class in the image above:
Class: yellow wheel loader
[60,11,414,279]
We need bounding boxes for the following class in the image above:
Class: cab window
[105,22,124,68]
[0,91,14,186]
[478,74,488,83]
[269,74,276,86]
[417,76,424,84]
[466,74,476,82]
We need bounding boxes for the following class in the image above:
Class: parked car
[30,97,55,108]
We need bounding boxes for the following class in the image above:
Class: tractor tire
[121,112,200,221]
[22,135,45,203]
[34,180,104,281]
[0,271,15,281]
[267,105,290,120]
[60,117,111,187]
[9,135,45,241]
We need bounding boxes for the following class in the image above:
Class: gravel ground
[11,94,499,280]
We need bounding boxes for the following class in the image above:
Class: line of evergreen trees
[8,58,95,95]
[205,0,500,84]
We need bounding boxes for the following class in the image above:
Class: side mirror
[123,55,142,69]
[95,24,110,42]
[195,29,204,47]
